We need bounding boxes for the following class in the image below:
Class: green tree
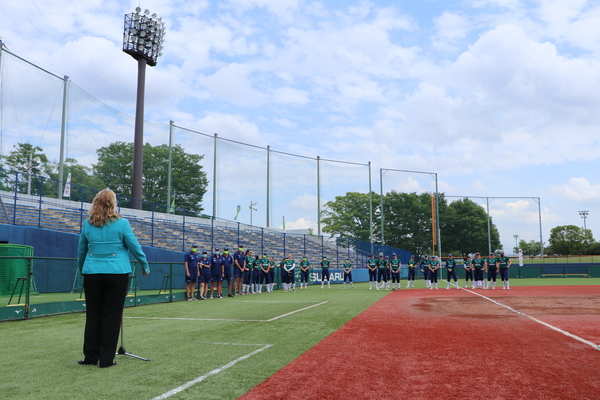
[1,143,51,195]
[546,225,593,255]
[321,191,380,243]
[94,142,208,214]
[517,239,544,256]
[383,191,443,256]
[47,158,106,202]
[442,198,501,256]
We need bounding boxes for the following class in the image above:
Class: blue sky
[2,0,600,255]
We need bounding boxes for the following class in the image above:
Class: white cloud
[550,177,600,202]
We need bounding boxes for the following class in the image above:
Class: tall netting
[447,196,543,256]
[269,150,317,231]
[0,48,65,161]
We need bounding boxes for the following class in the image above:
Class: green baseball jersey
[260,258,270,270]
[420,260,430,269]
[486,257,497,268]
[253,259,261,270]
[446,259,456,270]
[284,259,295,271]
[498,256,510,268]
[390,259,401,272]
[367,259,378,269]
[320,260,330,270]
[300,259,310,269]
[430,260,440,269]
[464,259,472,268]
[377,259,386,269]
[472,258,485,269]
[245,255,253,269]
[407,260,417,269]
[343,261,352,271]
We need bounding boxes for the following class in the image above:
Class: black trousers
[83,273,129,367]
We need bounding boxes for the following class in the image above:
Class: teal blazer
[77,218,150,275]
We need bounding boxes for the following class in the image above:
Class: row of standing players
[184,245,357,301]
[184,246,514,300]
[366,251,512,290]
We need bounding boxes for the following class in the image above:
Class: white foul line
[462,287,600,351]
[265,301,327,321]
[151,344,272,400]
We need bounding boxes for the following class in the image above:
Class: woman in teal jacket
[77,189,150,368]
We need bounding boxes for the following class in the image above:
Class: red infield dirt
[240,285,600,400]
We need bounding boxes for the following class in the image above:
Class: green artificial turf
[1,278,598,399]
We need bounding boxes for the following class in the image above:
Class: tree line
[0,142,208,214]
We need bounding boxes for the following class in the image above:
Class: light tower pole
[249,201,257,226]
[123,7,165,209]
[579,210,589,230]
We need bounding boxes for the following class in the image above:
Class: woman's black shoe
[78,359,98,365]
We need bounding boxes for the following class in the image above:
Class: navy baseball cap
[448,253,453,256]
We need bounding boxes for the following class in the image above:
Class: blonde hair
[88,189,121,227]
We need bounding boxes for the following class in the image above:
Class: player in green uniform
[342,258,353,289]
[472,253,485,289]
[299,256,310,289]
[464,254,473,289]
[406,255,417,288]
[390,253,401,290]
[283,256,296,292]
[429,255,440,290]
[320,256,331,289]
[376,254,387,291]
[445,253,459,289]
[367,254,378,290]
[420,255,431,288]
[484,252,498,290]
[497,251,512,290]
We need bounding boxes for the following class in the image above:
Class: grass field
[1,278,599,399]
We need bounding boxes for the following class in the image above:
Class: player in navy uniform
[233,246,245,296]
[445,253,459,289]
[209,248,224,298]
[367,254,377,290]
[222,248,234,297]
[198,251,211,300]
[420,255,430,288]
[184,244,200,301]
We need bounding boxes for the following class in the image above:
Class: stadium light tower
[249,201,258,226]
[579,210,589,230]
[122,7,165,209]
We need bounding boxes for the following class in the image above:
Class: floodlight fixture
[122,8,165,67]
